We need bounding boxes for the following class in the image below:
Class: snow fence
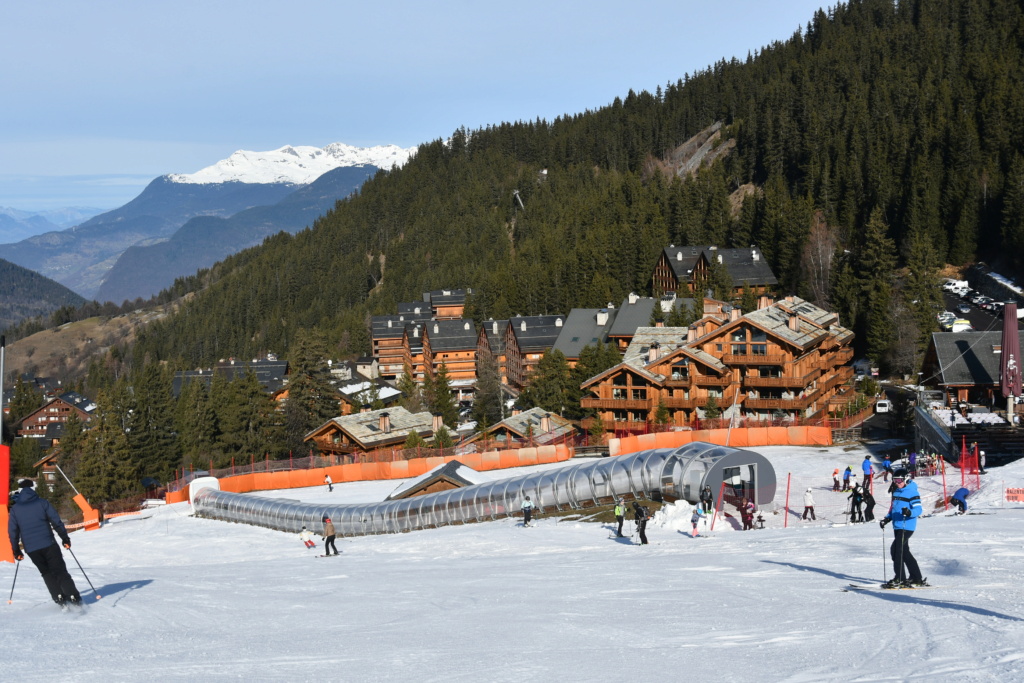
[191,442,776,537]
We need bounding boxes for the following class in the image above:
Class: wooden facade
[16,393,94,440]
[652,245,778,299]
[581,297,854,434]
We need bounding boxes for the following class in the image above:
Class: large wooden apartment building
[581,296,854,433]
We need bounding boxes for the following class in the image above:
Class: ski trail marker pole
[7,559,19,604]
[67,548,101,600]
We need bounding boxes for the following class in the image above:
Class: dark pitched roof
[56,391,97,413]
[397,301,431,316]
[426,319,478,352]
[480,319,510,356]
[662,245,778,287]
[172,359,289,397]
[607,294,656,338]
[552,308,617,359]
[385,460,487,500]
[422,288,474,307]
[931,331,1024,386]
[509,315,566,352]
[372,312,432,340]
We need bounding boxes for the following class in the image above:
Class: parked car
[956,303,971,314]
[951,320,974,332]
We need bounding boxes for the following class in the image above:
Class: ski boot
[880,579,904,590]
[906,578,930,588]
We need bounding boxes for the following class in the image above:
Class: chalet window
[758,366,780,378]
[613,388,627,399]
[632,389,645,400]
[708,388,723,398]
[613,375,628,386]
[751,344,767,356]
[630,411,646,422]
[732,344,746,355]
[731,330,745,342]
[716,344,723,352]
[613,410,628,422]
[751,330,767,342]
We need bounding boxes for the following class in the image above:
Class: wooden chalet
[304,406,435,458]
[581,296,854,434]
[552,308,616,368]
[384,460,487,500]
[371,312,431,381]
[422,288,474,320]
[331,360,403,415]
[505,315,566,389]
[462,407,575,448]
[423,319,478,382]
[17,391,96,440]
[652,245,777,298]
[478,319,511,384]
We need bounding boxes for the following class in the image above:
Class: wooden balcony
[663,397,700,409]
[581,398,651,411]
[692,374,732,386]
[743,368,822,388]
[723,353,786,365]
[664,376,693,387]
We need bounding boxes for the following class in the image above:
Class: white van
[875,399,892,413]
[950,320,974,333]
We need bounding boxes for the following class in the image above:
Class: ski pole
[7,559,19,604]
[66,547,101,600]
[881,524,887,585]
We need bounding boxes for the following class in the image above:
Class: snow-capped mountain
[168,143,416,185]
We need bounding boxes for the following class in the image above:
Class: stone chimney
[540,413,552,433]
[379,412,391,434]
[432,413,444,432]
[648,342,660,364]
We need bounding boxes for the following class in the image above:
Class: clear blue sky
[0,1,830,211]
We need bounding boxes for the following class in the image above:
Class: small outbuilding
[385,460,488,500]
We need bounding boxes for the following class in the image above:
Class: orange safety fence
[608,426,834,456]
[166,444,573,504]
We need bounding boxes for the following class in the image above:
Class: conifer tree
[76,388,139,503]
[472,349,504,426]
[283,330,340,455]
[175,378,218,469]
[426,363,459,427]
[520,350,573,416]
[397,366,423,413]
[859,208,898,367]
[127,362,179,481]
[8,377,42,424]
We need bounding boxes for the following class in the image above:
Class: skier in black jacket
[8,479,82,607]
[632,501,650,545]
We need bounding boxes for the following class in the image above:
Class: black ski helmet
[891,467,909,481]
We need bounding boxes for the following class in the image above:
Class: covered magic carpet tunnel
[189,442,777,537]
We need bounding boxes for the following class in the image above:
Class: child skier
[690,505,705,537]
[299,526,316,549]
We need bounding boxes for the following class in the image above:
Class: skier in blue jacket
[8,479,82,607]
[950,487,969,515]
[879,470,926,588]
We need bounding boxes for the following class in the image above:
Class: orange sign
[1007,488,1024,503]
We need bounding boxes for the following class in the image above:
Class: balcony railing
[723,353,786,365]
[692,375,732,386]
[581,398,651,411]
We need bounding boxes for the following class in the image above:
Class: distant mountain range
[0,143,416,303]
[0,257,85,331]
[0,206,105,243]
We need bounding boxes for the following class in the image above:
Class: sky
[3,442,1023,681]
[0,1,830,211]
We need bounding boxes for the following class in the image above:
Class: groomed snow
[168,142,417,185]
[3,442,1024,682]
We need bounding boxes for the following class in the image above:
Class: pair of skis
[843,582,932,592]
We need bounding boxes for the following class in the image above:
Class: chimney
[492,320,498,335]
[648,342,660,364]
[751,247,759,262]
[387,320,393,328]
[414,306,421,314]
[360,404,371,413]
[512,407,521,416]
[540,413,552,433]
[379,412,391,433]
[413,326,419,338]
[717,253,723,264]
[596,309,608,326]
[520,320,527,332]
[628,292,639,305]
[464,321,470,330]
[730,308,740,322]
[556,318,563,327]
[433,323,439,334]
[676,251,683,261]
[687,327,697,342]
[788,315,800,331]
[432,413,444,432]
